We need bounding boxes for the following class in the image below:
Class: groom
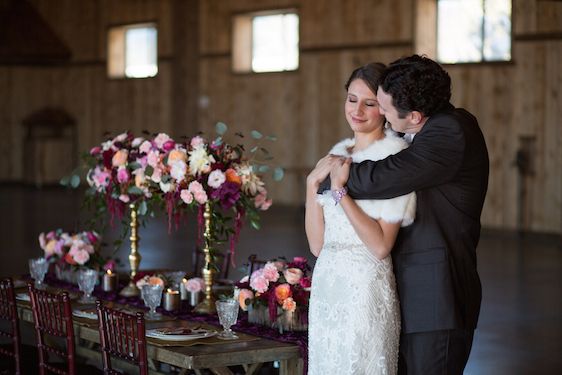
[325,55,489,374]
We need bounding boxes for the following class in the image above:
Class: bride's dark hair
[344,62,386,94]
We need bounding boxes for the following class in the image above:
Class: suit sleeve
[345,116,466,199]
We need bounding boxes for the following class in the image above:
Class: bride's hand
[330,157,352,189]
[307,155,342,188]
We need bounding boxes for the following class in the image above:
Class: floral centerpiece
[236,256,311,331]
[38,229,111,283]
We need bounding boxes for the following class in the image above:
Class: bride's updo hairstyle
[344,62,386,95]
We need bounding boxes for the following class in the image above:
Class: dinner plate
[72,309,98,320]
[15,293,30,301]
[146,328,217,341]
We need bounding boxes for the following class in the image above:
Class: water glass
[77,269,98,303]
[216,299,239,340]
[142,284,164,320]
[29,258,49,289]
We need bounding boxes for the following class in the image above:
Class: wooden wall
[0,0,561,234]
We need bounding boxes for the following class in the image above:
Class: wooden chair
[247,254,268,278]
[28,283,99,375]
[0,278,22,374]
[192,246,233,285]
[96,300,148,375]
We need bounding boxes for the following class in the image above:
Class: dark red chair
[248,254,268,278]
[28,283,100,375]
[0,278,22,374]
[96,300,148,375]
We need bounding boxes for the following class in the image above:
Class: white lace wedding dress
[308,130,416,375]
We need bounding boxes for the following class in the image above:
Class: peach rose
[274,283,292,304]
[282,297,297,313]
[238,288,254,311]
[112,149,128,167]
[168,149,187,164]
[148,276,165,287]
[283,268,303,285]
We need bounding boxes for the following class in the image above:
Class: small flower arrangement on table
[38,229,107,270]
[236,256,311,331]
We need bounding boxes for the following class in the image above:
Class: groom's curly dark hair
[379,55,451,118]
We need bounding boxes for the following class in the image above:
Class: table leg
[279,358,304,375]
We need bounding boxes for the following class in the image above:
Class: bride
[306,62,416,374]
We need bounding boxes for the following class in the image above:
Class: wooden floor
[1,185,561,374]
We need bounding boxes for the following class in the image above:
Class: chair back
[28,283,76,375]
[96,301,148,375]
[248,254,268,278]
[193,246,232,281]
[0,278,22,375]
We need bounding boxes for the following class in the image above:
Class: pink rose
[112,149,128,167]
[283,268,303,285]
[154,133,171,149]
[239,275,249,283]
[90,146,101,155]
[188,181,204,194]
[262,262,280,282]
[193,191,208,204]
[71,249,90,265]
[185,277,205,293]
[117,167,129,183]
[147,151,160,168]
[92,167,111,189]
[250,270,269,293]
[190,136,205,148]
[282,297,297,313]
[238,288,254,311]
[180,189,193,204]
[254,191,272,211]
[139,140,152,154]
[119,194,130,203]
[46,230,56,240]
[54,239,65,256]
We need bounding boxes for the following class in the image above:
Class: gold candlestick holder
[194,202,217,314]
[120,202,142,297]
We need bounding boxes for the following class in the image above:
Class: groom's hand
[315,155,349,193]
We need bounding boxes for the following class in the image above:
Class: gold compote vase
[120,202,142,297]
[193,202,218,314]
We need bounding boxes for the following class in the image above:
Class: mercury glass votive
[102,270,118,292]
[163,289,180,311]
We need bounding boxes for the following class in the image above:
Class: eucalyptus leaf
[250,130,263,139]
[273,167,285,181]
[128,161,141,170]
[215,122,228,135]
[145,165,154,176]
[250,146,258,153]
[127,186,143,195]
[265,135,277,141]
[70,175,81,188]
[138,201,148,215]
[250,220,261,230]
[259,147,270,155]
[214,136,223,146]
[258,165,270,173]
[59,175,70,187]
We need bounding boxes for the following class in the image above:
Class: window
[107,23,158,79]
[437,0,511,64]
[232,10,299,73]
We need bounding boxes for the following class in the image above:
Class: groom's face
[376,87,412,134]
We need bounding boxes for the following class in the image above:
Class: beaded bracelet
[331,186,348,205]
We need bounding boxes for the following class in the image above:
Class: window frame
[231,8,300,74]
[435,0,513,65]
[106,21,159,80]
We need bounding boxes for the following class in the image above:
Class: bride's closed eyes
[347,95,379,107]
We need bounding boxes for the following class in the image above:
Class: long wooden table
[15,287,303,375]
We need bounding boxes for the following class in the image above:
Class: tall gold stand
[120,203,142,297]
[193,202,217,314]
